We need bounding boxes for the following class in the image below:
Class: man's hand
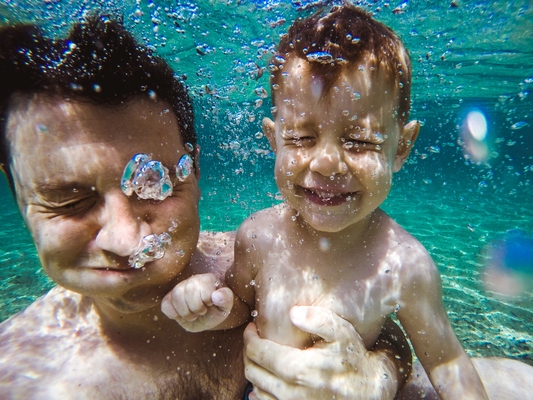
[161,273,233,332]
[244,306,402,400]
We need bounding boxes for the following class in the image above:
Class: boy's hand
[161,273,234,332]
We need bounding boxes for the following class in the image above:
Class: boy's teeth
[316,190,338,199]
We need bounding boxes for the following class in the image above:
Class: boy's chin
[299,212,358,234]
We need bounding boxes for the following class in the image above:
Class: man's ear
[393,120,420,172]
[194,145,201,180]
[262,117,276,154]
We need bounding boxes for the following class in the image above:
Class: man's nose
[95,191,152,257]
[309,142,348,177]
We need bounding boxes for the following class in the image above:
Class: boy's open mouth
[301,187,359,206]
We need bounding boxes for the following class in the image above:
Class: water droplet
[306,51,333,64]
[254,86,268,98]
[343,142,354,150]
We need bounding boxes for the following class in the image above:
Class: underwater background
[1,0,532,366]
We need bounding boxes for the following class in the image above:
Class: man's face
[265,58,418,233]
[7,94,201,313]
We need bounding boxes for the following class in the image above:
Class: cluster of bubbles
[121,152,194,201]
[121,153,173,201]
[129,232,172,269]
[121,152,194,268]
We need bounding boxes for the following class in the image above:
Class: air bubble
[121,153,173,201]
[254,86,268,98]
[129,232,172,269]
[176,154,194,182]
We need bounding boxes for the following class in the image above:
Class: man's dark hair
[0,15,195,188]
[270,4,412,124]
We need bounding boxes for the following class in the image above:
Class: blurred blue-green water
[0,0,532,366]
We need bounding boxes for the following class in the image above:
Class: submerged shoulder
[380,212,437,275]
[192,231,236,276]
[237,204,291,237]
[0,286,105,395]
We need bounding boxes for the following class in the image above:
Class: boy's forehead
[276,57,401,116]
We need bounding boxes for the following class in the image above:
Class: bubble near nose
[121,153,173,201]
[129,232,172,269]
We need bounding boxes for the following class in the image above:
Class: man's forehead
[7,93,181,148]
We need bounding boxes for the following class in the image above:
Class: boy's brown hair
[269,3,412,124]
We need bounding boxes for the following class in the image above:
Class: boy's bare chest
[253,249,400,348]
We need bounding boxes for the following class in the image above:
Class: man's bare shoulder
[0,286,113,398]
[190,231,237,277]
[0,285,97,345]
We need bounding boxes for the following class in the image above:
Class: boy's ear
[262,117,276,153]
[393,120,420,172]
[194,145,201,180]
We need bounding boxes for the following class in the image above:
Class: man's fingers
[244,322,334,383]
[290,306,366,353]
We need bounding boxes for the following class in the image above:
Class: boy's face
[265,57,419,233]
[7,94,201,314]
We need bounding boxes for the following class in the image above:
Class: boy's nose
[309,142,348,177]
[95,191,152,257]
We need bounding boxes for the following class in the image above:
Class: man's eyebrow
[33,182,94,195]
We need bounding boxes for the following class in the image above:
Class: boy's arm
[397,248,489,400]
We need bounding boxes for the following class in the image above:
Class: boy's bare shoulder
[238,204,291,235]
[379,211,436,271]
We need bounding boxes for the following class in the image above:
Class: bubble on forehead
[129,232,172,269]
[121,153,173,201]
[176,154,194,182]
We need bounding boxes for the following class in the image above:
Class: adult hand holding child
[244,307,409,400]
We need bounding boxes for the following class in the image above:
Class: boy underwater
[162,4,489,399]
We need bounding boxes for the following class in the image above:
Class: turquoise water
[1,0,532,367]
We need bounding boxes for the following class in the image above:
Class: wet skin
[7,93,201,315]
[264,57,418,234]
